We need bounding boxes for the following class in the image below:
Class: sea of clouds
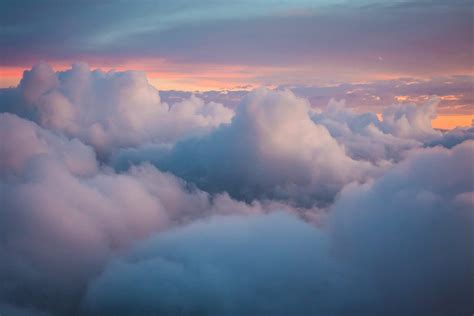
[0,63,472,315]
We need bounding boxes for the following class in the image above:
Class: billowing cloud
[311,99,417,162]
[1,63,233,156]
[428,125,474,148]
[0,62,473,315]
[310,97,446,162]
[329,140,474,314]
[117,88,376,206]
[0,113,274,314]
[84,141,473,315]
[116,88,461,204]
[379,97,441,141]
[83,213,352,315]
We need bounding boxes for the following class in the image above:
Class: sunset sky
[1,0,473,127]
[0,2,473,315]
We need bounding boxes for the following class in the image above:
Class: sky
[0,0,473,128]
[0,1,473,315]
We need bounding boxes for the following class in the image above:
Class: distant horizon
[2,62,472,129]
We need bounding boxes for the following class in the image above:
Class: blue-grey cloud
[427,126,474,148]
[329,140,474,314]
[115,88,462,205]
[117,88,376,206]
[85,141,473,315]
[0,113,279,315]
[161,75,474,114]
[84,212,352,316]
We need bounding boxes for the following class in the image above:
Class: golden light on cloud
[439,95,461,101]
[1,63,471,128]
[395,94,463,103]
[375,113,473,130]
[432,115,473,130]
[0,67,28,88]
[394,95,410,102]
[0,61,282,91]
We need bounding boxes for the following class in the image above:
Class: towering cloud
[118,88,376,205]
[1,63,233,156]
[311,99,418,162]
[379,97,442,141]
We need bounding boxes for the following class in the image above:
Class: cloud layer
[115,89,455,204]
[0,113,270,314]
[0,64,473,315]
[130,88,375,205]
[1,63,233,156]
[85,142,473,315]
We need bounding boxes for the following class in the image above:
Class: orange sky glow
[1,63,472,130]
